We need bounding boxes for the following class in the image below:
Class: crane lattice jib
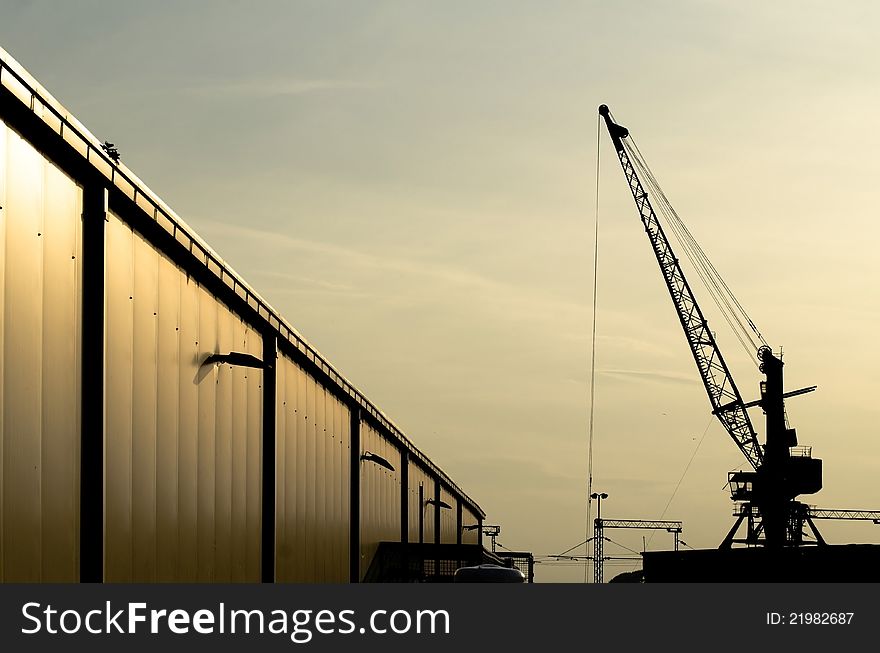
[600,520,682,531]
[807,509,880,521]
[599,106,763,470]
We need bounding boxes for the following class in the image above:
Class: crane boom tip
[598,104,610,116]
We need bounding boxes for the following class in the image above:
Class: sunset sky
[3,1,880,581]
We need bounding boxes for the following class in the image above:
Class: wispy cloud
[599,368,698,386]
[187,78,380,98]
[200,219,591,320]
[597,333,677,359]
[254,270,357,294]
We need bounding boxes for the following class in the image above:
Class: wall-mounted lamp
[361,451,395,472]
[201,352,264,369]
[425,498,452,510]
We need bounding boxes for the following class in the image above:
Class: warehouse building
[0,46,504,582]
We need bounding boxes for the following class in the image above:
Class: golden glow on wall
[0,121,82,582]
[275,353,351,582]
[359,422,400,580]
[104,213,263,582]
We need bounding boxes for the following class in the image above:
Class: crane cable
[644,415,714,552]
[628,137,766,352]
[609,416,714,576]
[585,113,602,582]
[619,132,768,365]
[626,137,763,358]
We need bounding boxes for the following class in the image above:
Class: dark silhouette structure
[599,105,880,578]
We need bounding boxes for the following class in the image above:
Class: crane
[598,105,823,548]
[593,520,682,583]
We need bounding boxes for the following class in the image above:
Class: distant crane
[462,524,501,551]
[593,519,682,583]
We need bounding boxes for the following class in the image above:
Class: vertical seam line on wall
[128,222,134,579]
[37,154,46,580]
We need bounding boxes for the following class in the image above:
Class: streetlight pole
[590,492,608,583]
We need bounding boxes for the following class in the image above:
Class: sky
[3,0,880,582]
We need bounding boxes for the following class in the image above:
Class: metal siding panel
[274,355,350,582]
[0,129,81,581]
[408,477,417,544]
[426,486,434,541]
[305,371,315,581]
[103,219,262,581]
[275,356,293,581]
[358,426,369,579]
[230,321,247,581]
[245,332,261,581]
[327,394,337,579]
[321,386,332,579]
[359,423,400,579]
[196,287,217,580]
[326,387,337,580]
[0,123,5,580]
[408,468,419,544]
[424,481,434,542]
[340,399,350,582]
[156,255,181,581]
[289,356,303,582]
[462,507,480,545]
[315,385,326,580]
[378,432,386,557]
[131,233,159,581]
[213,307,233,580]
[40,159,81,581]
[177,275,199,580]
[375,427,384,570]
[104,213,134,582]
[295,361,307,581]
[409,465,433,545]
[312,375,323,581]
[388,439,395,544]
[331,393,342,580]
[440,488,456,544]
[299,360,310,582]
[231,319,261,582]
[273,356,285,578]
[334,394,346,581]
[3,129,43,581]
[391,438,401,543]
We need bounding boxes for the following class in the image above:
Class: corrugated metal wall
[0,122,489,583]
[276,352,350,582]
[359,421,401,579]
[461,506,480,545]
[0,121,82,581]
[0,49,491,583]
[408,464,435,545]
[104,212,262,581]
[439,486,457,544]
